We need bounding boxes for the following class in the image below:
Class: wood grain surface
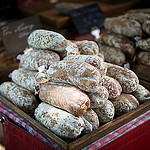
[131,65,150,82]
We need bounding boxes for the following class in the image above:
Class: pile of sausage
[98,8,150,67]
[0,29,150,139]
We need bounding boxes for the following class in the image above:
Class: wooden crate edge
[0,95,150,150]
[0,96,68,150]
[68,100,150,150]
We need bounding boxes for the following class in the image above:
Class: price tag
[24,48,33,54]
[124,63,130,69]
[70,3,105,34]
[38,65,46,73]
[16,54,22,60]
[134,36,141,41]
[1,16,42,56]
[65,45,75,52]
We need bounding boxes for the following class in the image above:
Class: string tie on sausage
[5,91,17,106]
[35,65,49,90]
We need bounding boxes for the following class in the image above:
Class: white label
[24,48,33,54]
[65,46,74,52]
[91,27,100,39]
[8,73,12,78]
[16,54,22,60]
[38,65,46,73]
[134,36,141,41]
[38,72,46,78]
[135,42,138,47]
[124,63,130,69]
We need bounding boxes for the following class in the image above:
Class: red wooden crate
[101,119,150,150]
[0,94,150,150]
[1,114,53,150]
[1,110,150,150]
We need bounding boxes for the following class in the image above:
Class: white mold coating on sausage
[104,17,142,37]
[63,55,103,69]
[46,61,102,93]
[0,81,38,115]
[111,93,139,115]
[105,62,139,93]
[87,86,109,108]
[81,116,93,134]
[99,46,126,66]
[75,41,99,55]
[27,29,67,51]
[102,75,122,99]
[59,40,80,59]
[34,102,85,138]
[83,108,99,130]
[20,49,60,71]
[12,68,41,92]
[98,33,134,55]
[132,84,150,103]
[93,100,115,124]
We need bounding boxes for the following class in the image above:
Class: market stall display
[0,29,149,143]
[0,5,150,149]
